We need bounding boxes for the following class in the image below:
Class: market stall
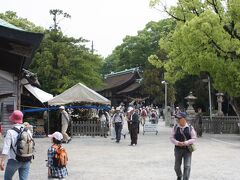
[48,82,111,136]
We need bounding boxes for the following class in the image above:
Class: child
[47,132,68,179]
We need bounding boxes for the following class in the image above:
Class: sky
[0,0,176,57]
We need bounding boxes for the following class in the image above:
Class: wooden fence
[202,116,240,134]
[71,120,108,136]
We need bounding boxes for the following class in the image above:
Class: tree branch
[206,0,222,21]
[205,33,240,60]
[163,5,186,22]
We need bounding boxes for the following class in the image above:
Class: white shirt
[2,124,32,160]
[100,114,107,122]
[61,110,70,126]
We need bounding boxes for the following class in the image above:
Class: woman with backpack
[47,132,68,179]
[0,110,33,180]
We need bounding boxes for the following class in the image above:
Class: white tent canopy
[22,79,53,103]
[48,82,111,105]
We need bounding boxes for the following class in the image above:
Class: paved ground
[1,120,240,180]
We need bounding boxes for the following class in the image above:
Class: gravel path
[1,120,240,180]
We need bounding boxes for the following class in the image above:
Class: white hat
[127,107,134,113]
[59,106,65,110]
[48,132,63,141]
[116,107,121,111]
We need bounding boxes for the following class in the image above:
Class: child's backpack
[52,145,68,167]
[11,126,35,162]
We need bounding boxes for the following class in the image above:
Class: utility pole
[91,41,94,54]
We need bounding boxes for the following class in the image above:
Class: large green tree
[150,0,240,115]
[31,30,103,94]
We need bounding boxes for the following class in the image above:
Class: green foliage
[152,0,240,98]
[0,11,44,32]
[31,30,103,94]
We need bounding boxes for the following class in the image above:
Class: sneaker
[67,138,72,143]
[116,140,119,143]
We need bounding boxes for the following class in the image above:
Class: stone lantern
[216,93,224,116]
[185,92,197,124]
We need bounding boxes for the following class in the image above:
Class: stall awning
[24,84,53,103]
[48,82,111,105]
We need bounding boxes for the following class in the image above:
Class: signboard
[143,123,158,135]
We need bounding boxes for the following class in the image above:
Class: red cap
[9,110,23,124]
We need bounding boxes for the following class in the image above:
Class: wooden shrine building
[98,68,143,107]
[0,19,44,132]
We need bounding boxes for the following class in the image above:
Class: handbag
[187,144,196,152]
[180,128,196,152]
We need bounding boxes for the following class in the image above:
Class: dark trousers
[115,122,123,142]
[130,124,138,145]
[174,147,192,180]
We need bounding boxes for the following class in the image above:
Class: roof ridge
[105,67,139,78]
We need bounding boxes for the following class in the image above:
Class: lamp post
[161,80,168,111]
[202,76,212,120]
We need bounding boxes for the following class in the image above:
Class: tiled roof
[117,82,141,94]
[0,19,23,31]
[101,68,141,91]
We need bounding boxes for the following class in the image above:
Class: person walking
[112,107,124,143]
[0,110,32,180]
[98,110,109,138]
[47,132,68,179]
[109,107,116,140]
[170,112,197,180]
[140,107,147,126]
[128,107,140,146]
[59,106,71,143]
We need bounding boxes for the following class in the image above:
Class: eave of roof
[0,19,44,74]
[0,91,14,99]
[116,82,141,94]
[100,68,141,91]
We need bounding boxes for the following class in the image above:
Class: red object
[0,124,2,133]
[9,110,23,124]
